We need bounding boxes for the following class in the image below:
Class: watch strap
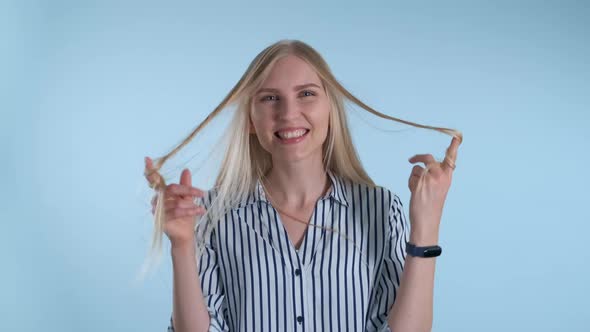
[406,241,442,258]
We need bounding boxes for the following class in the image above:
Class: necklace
[260,179,328,226]
[259,175,371,268]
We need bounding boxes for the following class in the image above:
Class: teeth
[277,129,307,139]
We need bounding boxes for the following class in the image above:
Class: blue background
[2,1,589,331]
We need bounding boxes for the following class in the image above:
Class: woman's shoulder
[344,178,401,210]
[196,187,217,207]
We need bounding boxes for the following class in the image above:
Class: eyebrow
[256,83,322,94]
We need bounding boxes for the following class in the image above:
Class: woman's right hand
[144,157,206,249]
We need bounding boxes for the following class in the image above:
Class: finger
[445,136,461,162]
[410,165,425,177]
[145,156,153,169]
[441,157,455,173]
[165,183,204,198]
[166,206,206,219]
[151,193,177,209]
[164,199,198,210]
[409,154,437,167]
[144,157,161,186]
[180,168,192,187]
[441,136,461,172]
[408,174,421,192]
[409,164,426,192]
[179,168,193,199]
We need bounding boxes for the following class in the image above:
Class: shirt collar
[241,170,349,208]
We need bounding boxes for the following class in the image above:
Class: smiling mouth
[274,129,310,140]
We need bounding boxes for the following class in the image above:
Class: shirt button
[296,315,303,324]
[294,268,301,276]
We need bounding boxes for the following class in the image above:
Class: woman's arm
[389,136,461,331]
[170,243,211,332]
[387,230,438,332]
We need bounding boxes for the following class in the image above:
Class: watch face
[423,247,442,257]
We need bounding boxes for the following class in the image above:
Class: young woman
[144,39,462,332]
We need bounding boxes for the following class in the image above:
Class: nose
[275,97,300,120]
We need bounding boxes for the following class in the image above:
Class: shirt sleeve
[167,190,230,332]
[365,191,410,332]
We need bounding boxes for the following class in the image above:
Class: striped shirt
[167,170,410,331]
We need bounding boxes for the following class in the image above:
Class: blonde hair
[141,39,462,278]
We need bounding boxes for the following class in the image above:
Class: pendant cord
[258,176,370,269]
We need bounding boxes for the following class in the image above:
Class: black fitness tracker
[406,241,442,258]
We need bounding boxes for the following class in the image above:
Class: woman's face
[250,55,331,165]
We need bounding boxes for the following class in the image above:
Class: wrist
[409,229,439,246]
[170,242,196,257]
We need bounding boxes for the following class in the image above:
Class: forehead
[260,55,322,89]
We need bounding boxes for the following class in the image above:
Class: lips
[274,128,310,139]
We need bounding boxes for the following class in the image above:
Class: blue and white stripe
[168,170,409,331]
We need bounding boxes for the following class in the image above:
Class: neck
[263,156,331,209]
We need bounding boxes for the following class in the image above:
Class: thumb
[180,168,192,187]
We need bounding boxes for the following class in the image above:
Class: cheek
[250,114,277,148]
[311,102,331,130]
[250,110,272,131]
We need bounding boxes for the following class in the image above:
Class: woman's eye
[260,91,314,102]
[261,95,278,102]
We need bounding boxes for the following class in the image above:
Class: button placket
[293,257,307,331]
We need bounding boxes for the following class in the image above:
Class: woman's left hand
[407,136,461,244]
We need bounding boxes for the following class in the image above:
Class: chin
[271,146,323,164]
